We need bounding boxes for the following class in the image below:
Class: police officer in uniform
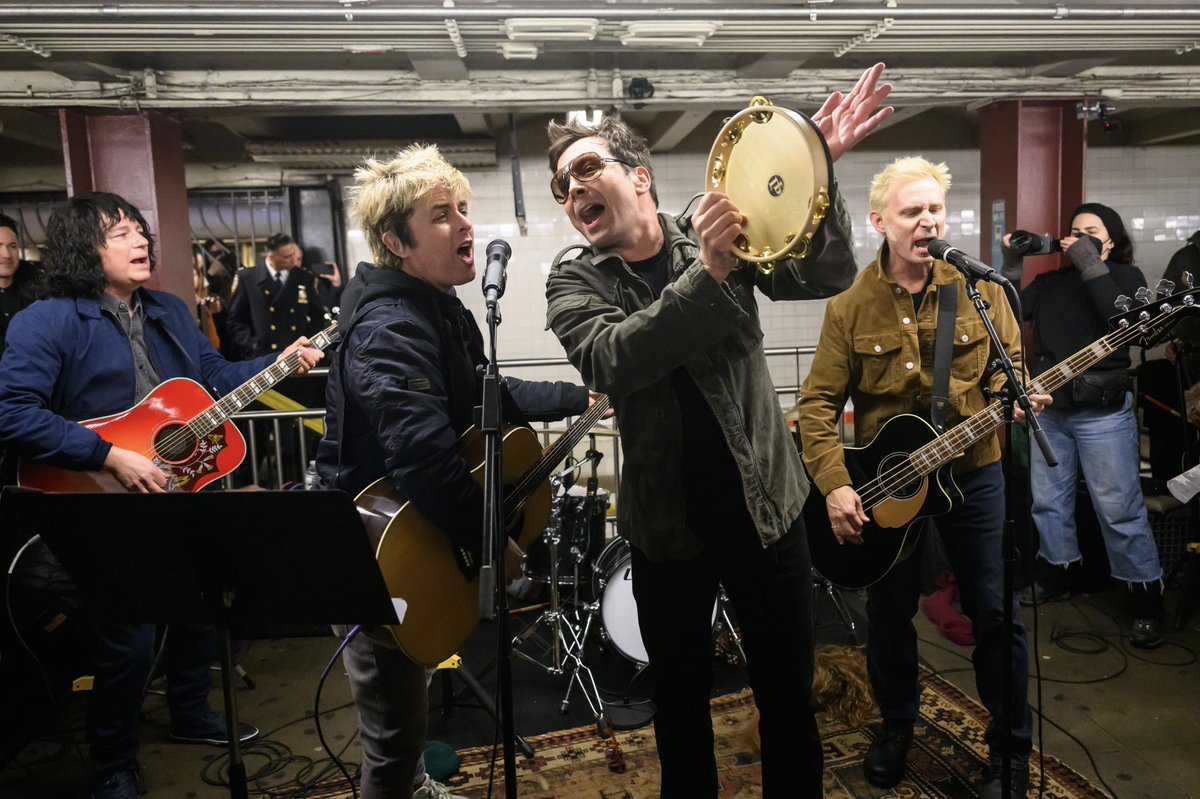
[227,232,327,359]
[227,232,328,481]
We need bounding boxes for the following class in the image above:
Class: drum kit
[513,448,744,726]
[512,95,840,723]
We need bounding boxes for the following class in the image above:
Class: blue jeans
[866,462,1033,763]
[1030,393,1163,585]
[88,623,217,778]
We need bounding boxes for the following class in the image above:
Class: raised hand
[812,62,895,162]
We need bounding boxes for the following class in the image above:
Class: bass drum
[593,537,717,666]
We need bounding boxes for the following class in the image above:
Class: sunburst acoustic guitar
[354,395,612,667]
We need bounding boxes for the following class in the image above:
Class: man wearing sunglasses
[544,64,893,798]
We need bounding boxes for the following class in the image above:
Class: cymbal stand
[713,586,747,665]
[556,450,610,731]
[813,573,860,643]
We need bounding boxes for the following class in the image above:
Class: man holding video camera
[1001,203,1165,649]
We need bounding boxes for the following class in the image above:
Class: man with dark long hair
[0,192,323,799]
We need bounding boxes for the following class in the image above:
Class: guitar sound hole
[877,453,922,501]
[154,424,198,464]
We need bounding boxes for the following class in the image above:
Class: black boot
[980,763,1030,799]
[863,720,913,788]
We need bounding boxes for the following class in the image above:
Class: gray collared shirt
[100,291,161,403]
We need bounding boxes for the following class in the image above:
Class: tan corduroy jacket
[797,246,1024,497]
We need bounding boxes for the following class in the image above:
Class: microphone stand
[963,275,1056,798]
[479,298,519,799]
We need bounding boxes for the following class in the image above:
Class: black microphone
[927,239,1011,286]
[482,239,511,309]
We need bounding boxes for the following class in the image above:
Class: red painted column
[977,100,1087,288]
[57,110,192,308]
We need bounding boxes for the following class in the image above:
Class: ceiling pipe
[3,5,1200,21]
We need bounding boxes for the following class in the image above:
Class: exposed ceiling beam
[5,67,1200,112]
[648,110,710,152]
[37,59,121,83]
[0,107,62,150]
[736,54,807,81]
[454,113,491,136]
[4,5,1200,21]
[1127,112,1200,145]
[407,54,468,82]
[1029,57,1117,78]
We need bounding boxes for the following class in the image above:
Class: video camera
[1008,230,1061,256]
[1009,230,1104,257]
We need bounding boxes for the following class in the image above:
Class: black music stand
[0,488,398,799]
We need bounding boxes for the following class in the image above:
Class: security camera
[626,77,655,101]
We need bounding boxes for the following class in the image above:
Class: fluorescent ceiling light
[618,21,719,47]
[500,41,540,60]
[503,17,600,41]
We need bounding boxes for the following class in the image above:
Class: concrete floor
[3,583,1199,799]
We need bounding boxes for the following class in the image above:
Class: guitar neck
[911,316,1148,475]
[503,395,612,519]
[189,321,339,436]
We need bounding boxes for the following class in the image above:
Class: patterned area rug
[302,672,1107,798]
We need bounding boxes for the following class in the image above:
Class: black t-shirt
[626,247,754,540]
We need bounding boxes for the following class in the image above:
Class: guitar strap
[931,280,958,435]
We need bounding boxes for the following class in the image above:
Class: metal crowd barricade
[221,345,842,492]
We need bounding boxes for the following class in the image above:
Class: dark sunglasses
[551,152,633,204]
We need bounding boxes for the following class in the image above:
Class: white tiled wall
[350,145,1200,392]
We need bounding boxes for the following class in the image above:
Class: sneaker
[93,769,140,799]
[1129,617,1164,650]
[413,777,467,798]
[979,763,1030,799]
[169,711,260,746]
[1016,582,1069,607]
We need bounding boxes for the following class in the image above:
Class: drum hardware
[706,95,833,276]
[814,573,860,643]
[512,455,615,734]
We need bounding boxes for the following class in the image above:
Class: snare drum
[524,485,610,584]
[593,537,718,665]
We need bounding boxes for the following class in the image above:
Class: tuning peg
[1156,279,1176,297]
[1114,294,1133,313]
[1185,271,1195,290]
[1135,287,1154,305]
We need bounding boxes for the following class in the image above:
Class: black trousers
[629,514,822,799]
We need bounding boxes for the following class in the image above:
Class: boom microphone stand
[963,274,1056,799]
[478,240,519,798]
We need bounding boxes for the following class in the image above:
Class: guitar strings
[139,323,338,465]
[501,396,612,526]
[852,304,1174,511]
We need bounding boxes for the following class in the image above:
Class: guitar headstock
[1109,285,1200,347]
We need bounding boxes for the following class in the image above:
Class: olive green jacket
[545,193,856,561]
[797,248,1024,498]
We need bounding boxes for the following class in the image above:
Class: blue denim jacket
[0,289,272,470]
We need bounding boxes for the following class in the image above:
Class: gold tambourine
[706,96,833,275]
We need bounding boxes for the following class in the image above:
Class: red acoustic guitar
[18,321,339,493]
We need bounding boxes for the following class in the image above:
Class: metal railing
[230,344,841,493]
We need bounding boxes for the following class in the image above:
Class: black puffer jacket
[316,265,587,559]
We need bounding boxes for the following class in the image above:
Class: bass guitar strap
[931,280,958,435]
